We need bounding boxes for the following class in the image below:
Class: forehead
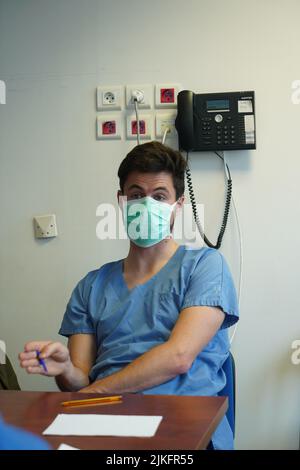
[124,171,175,192]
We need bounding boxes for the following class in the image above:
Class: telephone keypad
[217,124,236,145]
[201,117,237,146]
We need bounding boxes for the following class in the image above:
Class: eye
[129,193,143,200]
[153,194,167,201]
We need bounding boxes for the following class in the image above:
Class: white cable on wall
[229,193,243,345]
[222,152,243,345]
[162,127,170,145]
[133,99,140,145]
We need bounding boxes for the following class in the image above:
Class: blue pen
[36,350,48,373]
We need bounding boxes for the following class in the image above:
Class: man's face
[118,171,184,230]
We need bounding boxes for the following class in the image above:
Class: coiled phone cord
[185,151,232,250]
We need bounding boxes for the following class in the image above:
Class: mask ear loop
[118,195,129,233]
[172,200,179,212]
[168,200,180,239]
[118,195,127,213]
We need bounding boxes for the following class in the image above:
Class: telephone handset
[175,90,195,151]
[175,90,256,152]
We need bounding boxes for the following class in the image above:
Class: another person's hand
[19,341,71,377]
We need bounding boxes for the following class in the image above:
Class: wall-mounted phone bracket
[175,90,256,152]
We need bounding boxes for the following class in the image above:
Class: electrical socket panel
[125,84,152,109]
[155,83,181,108]
[126,114,151,140]
[97,86,123,111]
[33,214,57,239]
[155,112,177,138]
[96,115,122,140]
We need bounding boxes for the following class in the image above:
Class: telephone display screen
[206,99,230,112]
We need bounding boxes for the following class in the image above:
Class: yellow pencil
[61,400,123,409]
[61,395,122,407]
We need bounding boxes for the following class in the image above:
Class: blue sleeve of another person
[0,416,50,450]
[181,249,239,329]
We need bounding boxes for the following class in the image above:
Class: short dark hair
[118,141,186,199]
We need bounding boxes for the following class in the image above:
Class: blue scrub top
[59,246,239,450]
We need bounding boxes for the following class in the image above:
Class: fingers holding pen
[20,357,40,368]
[19,340,70,377]
[19,342,49,374]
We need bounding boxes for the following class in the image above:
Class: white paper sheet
[43,414,162,438]
[58,443,79,450]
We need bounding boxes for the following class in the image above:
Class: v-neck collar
[118,244,184,294]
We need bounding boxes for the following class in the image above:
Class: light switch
[33,214,58,239]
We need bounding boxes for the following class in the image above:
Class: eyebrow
[127,184,170,194]
[153,187,170,194]
[127,184,144,191]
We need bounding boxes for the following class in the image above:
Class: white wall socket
[96,115,122,140]
[155,112,177,138]
[126,114,151,140]
[126,84,152,109]
[34,214,57,239]
[97,86,123,111]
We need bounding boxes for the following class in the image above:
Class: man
[19,141,239,449]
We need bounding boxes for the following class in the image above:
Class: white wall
[0,0,300,450]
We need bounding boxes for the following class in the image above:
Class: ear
[176,194,185,211]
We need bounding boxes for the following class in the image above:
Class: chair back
[219,352,235,436]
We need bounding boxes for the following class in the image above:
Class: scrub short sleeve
[181,249,239,329]
[59,273,95,337]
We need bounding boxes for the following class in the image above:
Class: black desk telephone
[175,90,256,152]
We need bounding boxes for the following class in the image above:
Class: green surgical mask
[122,196,177,248]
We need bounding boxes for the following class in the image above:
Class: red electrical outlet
[131,120,146,135]
[160,88,175,104]
[155,84,180,108]
[97,116,121,140]
[126,115,151,140]
[102,120,116,134]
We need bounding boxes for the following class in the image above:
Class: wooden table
[0,391,227,450]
